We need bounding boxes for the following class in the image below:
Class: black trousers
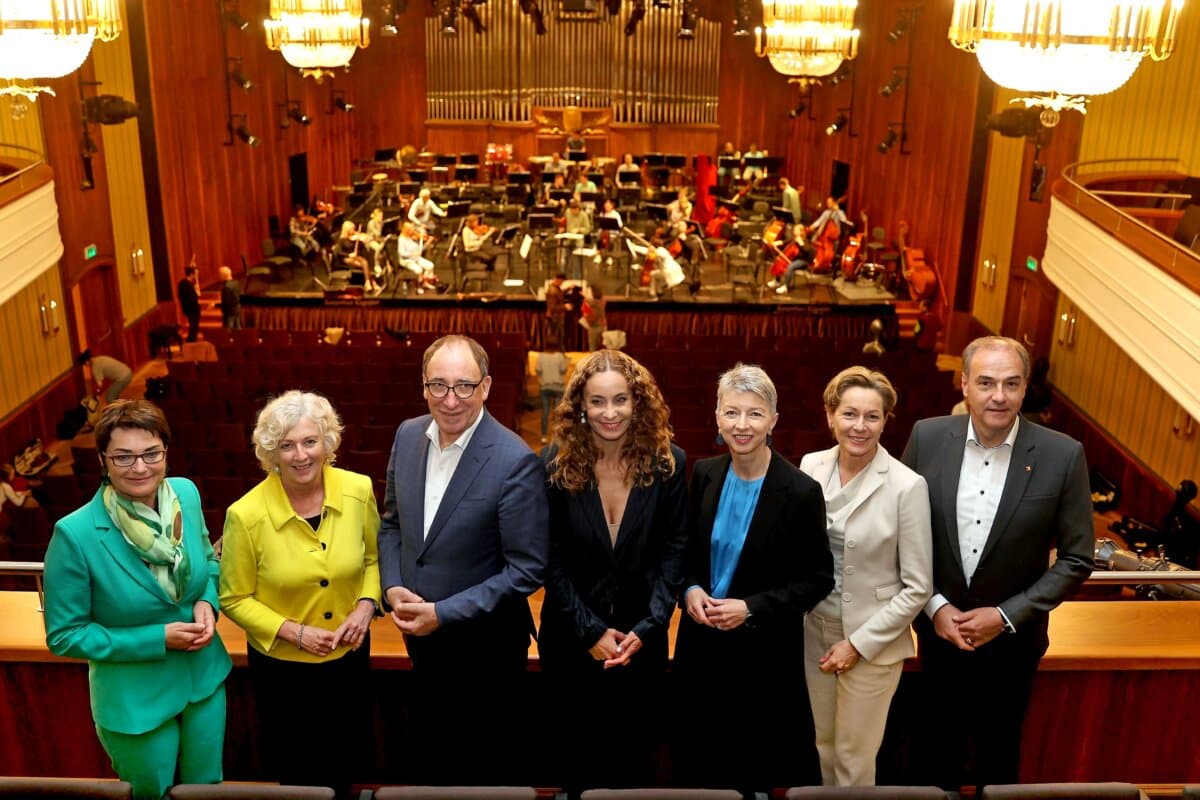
[246,639,371,796]
[185,312,200,342]
[917,632,1043,792]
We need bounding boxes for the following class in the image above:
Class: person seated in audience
[333,220,382,295]
[1,463,32,510]
[44,400,230,800]
[799,366,932,786]
[219,391,380,797]
[396,221,438,293]
[407,188,446,237]
[673,364,832,793]
[540,349,687,792]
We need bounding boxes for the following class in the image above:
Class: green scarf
[103,480,190,602]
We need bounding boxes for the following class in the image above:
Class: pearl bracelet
[297,623,305,650]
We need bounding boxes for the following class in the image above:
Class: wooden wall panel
[970,89,1024,333]
[1051,293,1200,497]
[0,99,45,157]
[0,270,73,420]
[1079,16,1200,174]
[92,5,157,327]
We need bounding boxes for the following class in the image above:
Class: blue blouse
[709,467,764,599]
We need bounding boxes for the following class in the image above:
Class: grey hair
[962,336,1030,380]
[716,363,778,415]
[252,390,343,472]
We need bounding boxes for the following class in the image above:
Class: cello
[810,217,839,274]
[897,220,938,302]
[840,211,869,279]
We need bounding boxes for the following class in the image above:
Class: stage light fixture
[333,93,355,112]
[284,101,312,127]
[887,15,910,43]
[228,58,253,91]
[228,113,259,147]
[83,94,139,125]
[678,0,696,39]
[789,101,807,118]
[379,1,399,36]
[828,66,851,86]
[224,9,249,30]
[461,1,486,33]
[625,0,645,36]
[877,126,899,153]
[825,113,848,135]
[440,0,458,36]
[879,70,905,97]
[732,0,752,37]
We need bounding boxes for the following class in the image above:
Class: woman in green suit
[44,400,231,800]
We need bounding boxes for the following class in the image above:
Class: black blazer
[673,451,833,672]
[538,443,688,672]
[901,415,1094,656]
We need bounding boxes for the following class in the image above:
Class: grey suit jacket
[799,444,932,665]
[901,415,1093,646]
[377,409,548,634]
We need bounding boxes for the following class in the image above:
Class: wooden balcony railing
[0,145,53,208]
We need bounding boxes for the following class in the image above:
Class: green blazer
[44,477,232,735]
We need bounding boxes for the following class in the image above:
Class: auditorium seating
[373,788,537,800]
[581,791,743,800]
[167,786,333,800]
[786,789,950,800]
[0,777,131,798]
[979,784,1148,800]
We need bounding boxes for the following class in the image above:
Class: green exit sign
[83,244,98,260]
[1026,256,1038,272]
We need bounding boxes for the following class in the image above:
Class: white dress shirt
[925,415,1020,620]
[422,410,485,540]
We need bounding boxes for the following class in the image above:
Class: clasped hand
[165,601,216,652]
[818,639,861,674]
[589,628,643,669]
[933,603,1004,651]
[684,587,749,631]
[386,586,440,636]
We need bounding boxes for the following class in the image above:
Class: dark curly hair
[548,350,675,494]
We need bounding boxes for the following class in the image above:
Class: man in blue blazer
[379,334,548,782]
[902,336,1093,791]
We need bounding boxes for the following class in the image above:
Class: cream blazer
[799,444,933,665]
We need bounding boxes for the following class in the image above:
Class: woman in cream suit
[799,366,933,786]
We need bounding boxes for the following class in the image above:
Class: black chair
[374,788,537,800]
[167,785,334,800]
[581,792,742,800]
[980,783,1148,800]
[0,778,132,798]
[786,789,949,800]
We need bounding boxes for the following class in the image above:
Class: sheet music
[520,234,532,260]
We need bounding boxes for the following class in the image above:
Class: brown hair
[821,366,899,416]
[548,350,675,493]
[422,335,490,380]
[95,400,173,456]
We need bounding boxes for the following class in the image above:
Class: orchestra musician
[333,220,383,295]
[365,207,388,275]
[547,151,569,173]
[766,223,817,296]
[396,221,438,294]
[616,153,641,184]
[542,173,569,210]
[779,178,804,224]
[574,173,598,195]
[407,188,446,236]
[742,143,767,183]
[561,198,593,278]
[717,141,741,188]
[641,246,684,301]
[462,213,507,275]
[599,198,622,254]
[289,205,320,260]
[565,132,586,155]
[667,189,706,271]
[809,196,850,238]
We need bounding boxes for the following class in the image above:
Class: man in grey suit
[902,336,1093,791]
[378,334,548,780]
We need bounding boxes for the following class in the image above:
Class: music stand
[617,170,640,184]
[665,154,687,169]
[444,200,471,219]
[459,153,480,165]
[527,213,557,281]
[618,185,642,207]
[352,181,372,194]
[532,204,559,216]
[586,170,605,185]
[567,150,587,163]
[645,203,670,221]
[508,171,532,185]
[374,148,399,162]
[406,169,428,183]
[549,189,573,203]
[435,153,457,167]
[456,166,479,182]
[495,224,525,287]
[772,207,795,225]
[395,181,419,196]
[505,184,529,203]
[580,190,603,206]
[642,153,665,166]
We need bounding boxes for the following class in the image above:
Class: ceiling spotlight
[223,9,249,30]
[887,16,910,43]
[379,1,399,35]
[461,0,486,32]
[789,101,807,119]
[83,95,139,125]
[228,59,253,91]
[333,95,355,113]
[825,113,848,136]
[877,126,899,153]
[625,0,645,36]
[228,114,259,147]
[732,0,752,37]
[440,0,458,35]
[880,70,905,97]
[677,0,696,39]
[828,67,851,87]
[286,103,311,126]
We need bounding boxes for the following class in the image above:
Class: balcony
[0,145,63,306]
[1045,158,1200,420]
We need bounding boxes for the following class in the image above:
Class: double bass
[897,220,938,302]
[810,216,840,274]
[840,211,870,279]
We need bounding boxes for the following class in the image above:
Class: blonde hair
[821,366,898,416]
[252,390,343,472]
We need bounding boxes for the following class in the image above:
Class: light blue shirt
[709,468,764,599]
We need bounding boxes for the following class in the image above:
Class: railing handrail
[0,144,47,188]
[0,561,45,611]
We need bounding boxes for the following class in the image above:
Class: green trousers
[96,685,225,800]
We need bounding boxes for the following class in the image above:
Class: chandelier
[949,0,1185,125]
[754,0,860,80]
[0,0,122,103]
[264,0,371,80]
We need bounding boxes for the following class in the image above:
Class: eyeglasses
[424,381,482,400]
[103,449,167,468]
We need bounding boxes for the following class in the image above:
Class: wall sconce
[130,245,146,277]
[1056,306,1077,347]
[38,294,60,335]
[1173,406,1195,439]
[981,257,998,288]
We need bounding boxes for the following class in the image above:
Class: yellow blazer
[219,464,381,662]
[799,444,933,665]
